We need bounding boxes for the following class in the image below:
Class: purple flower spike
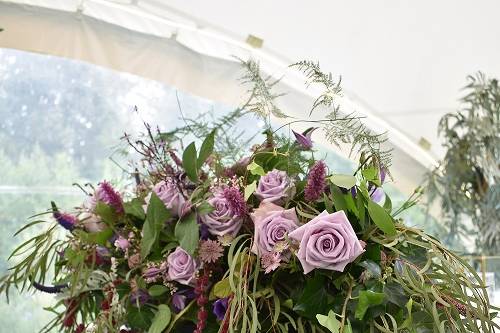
[222,186,247,217]
[304,161,327,202]
[213,297,229,321]
[94,181,124,214]
[51,202,76,231]
[292,127,317,150]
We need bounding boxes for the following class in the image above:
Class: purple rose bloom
[250,202,299,255]
[288,210,364,274]
[255,169,295,204]
[213,297,229,321]
[200,190,243,237]
[167,247,198,285]
[147,179,186,217]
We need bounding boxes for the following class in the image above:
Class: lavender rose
[288,210,364,274]
[255,169,295,204]
[146,179,186,217]
[200,190,243,237]
[250,202,299,255]
[167,247,198,285]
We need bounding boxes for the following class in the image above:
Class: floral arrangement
[1,60,498,333]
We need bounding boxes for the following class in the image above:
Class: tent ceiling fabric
[3,0,497,195]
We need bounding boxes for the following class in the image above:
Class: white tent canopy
[2,0,498,195]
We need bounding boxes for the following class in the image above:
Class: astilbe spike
[95,181,124,214]
[222,185,247,217]
[304,160,327,201]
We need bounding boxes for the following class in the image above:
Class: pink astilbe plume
[95,181,124,213]
[304,160,327,202]
[222,185,247,217]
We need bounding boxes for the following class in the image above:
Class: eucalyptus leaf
[148,285,169,297]
[174,213,199,256]
[141,193,170,259]
[198,129,216,166]
[182,142,198,182]
[148,304,171,333]
[293,275,328,319]
[127,307,154,330]
[330,174,357,189]
[367,200,396,236]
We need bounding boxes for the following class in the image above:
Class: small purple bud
[292,127,317,150]
[350,187,357,198]
[52,202,76,231]
[379,168,386,184]
[129,289,150,306]
[172,293,187,313]
[213,297,229,321]
[370,187,385,203]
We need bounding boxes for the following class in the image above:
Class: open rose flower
[200,190,243,236]
[167,247,198,285]
[288,210,364,274]
[255,169,295,204]
[250,202,299,255]
[145,179,186,217]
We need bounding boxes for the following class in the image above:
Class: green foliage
[425,72,500,253]
[367,200,396,236]
[174,213,199,256]
[148,304,171,333]
[141,192,170,259]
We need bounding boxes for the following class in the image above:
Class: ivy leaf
[293,275,328,319]
[198,129,216,166]
[148,285,169,297]
[182,142,198,182]
[247,161,265,176]
[384,282,408,307]
[127,307,154,330]
[367,200,396,236]
[330,174,357,189]
[141,193,170,259]
[316,310,341,333]
[148,304,171,333]
[355,290,385,320]
[124,198,146,220]
[174,213,199,256]
[358,260,382,279]
[212,277,232,298]
[244,181,257,201]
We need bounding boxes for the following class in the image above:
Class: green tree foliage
[425,73,500,254]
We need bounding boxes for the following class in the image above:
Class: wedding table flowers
[1,60,497,333]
